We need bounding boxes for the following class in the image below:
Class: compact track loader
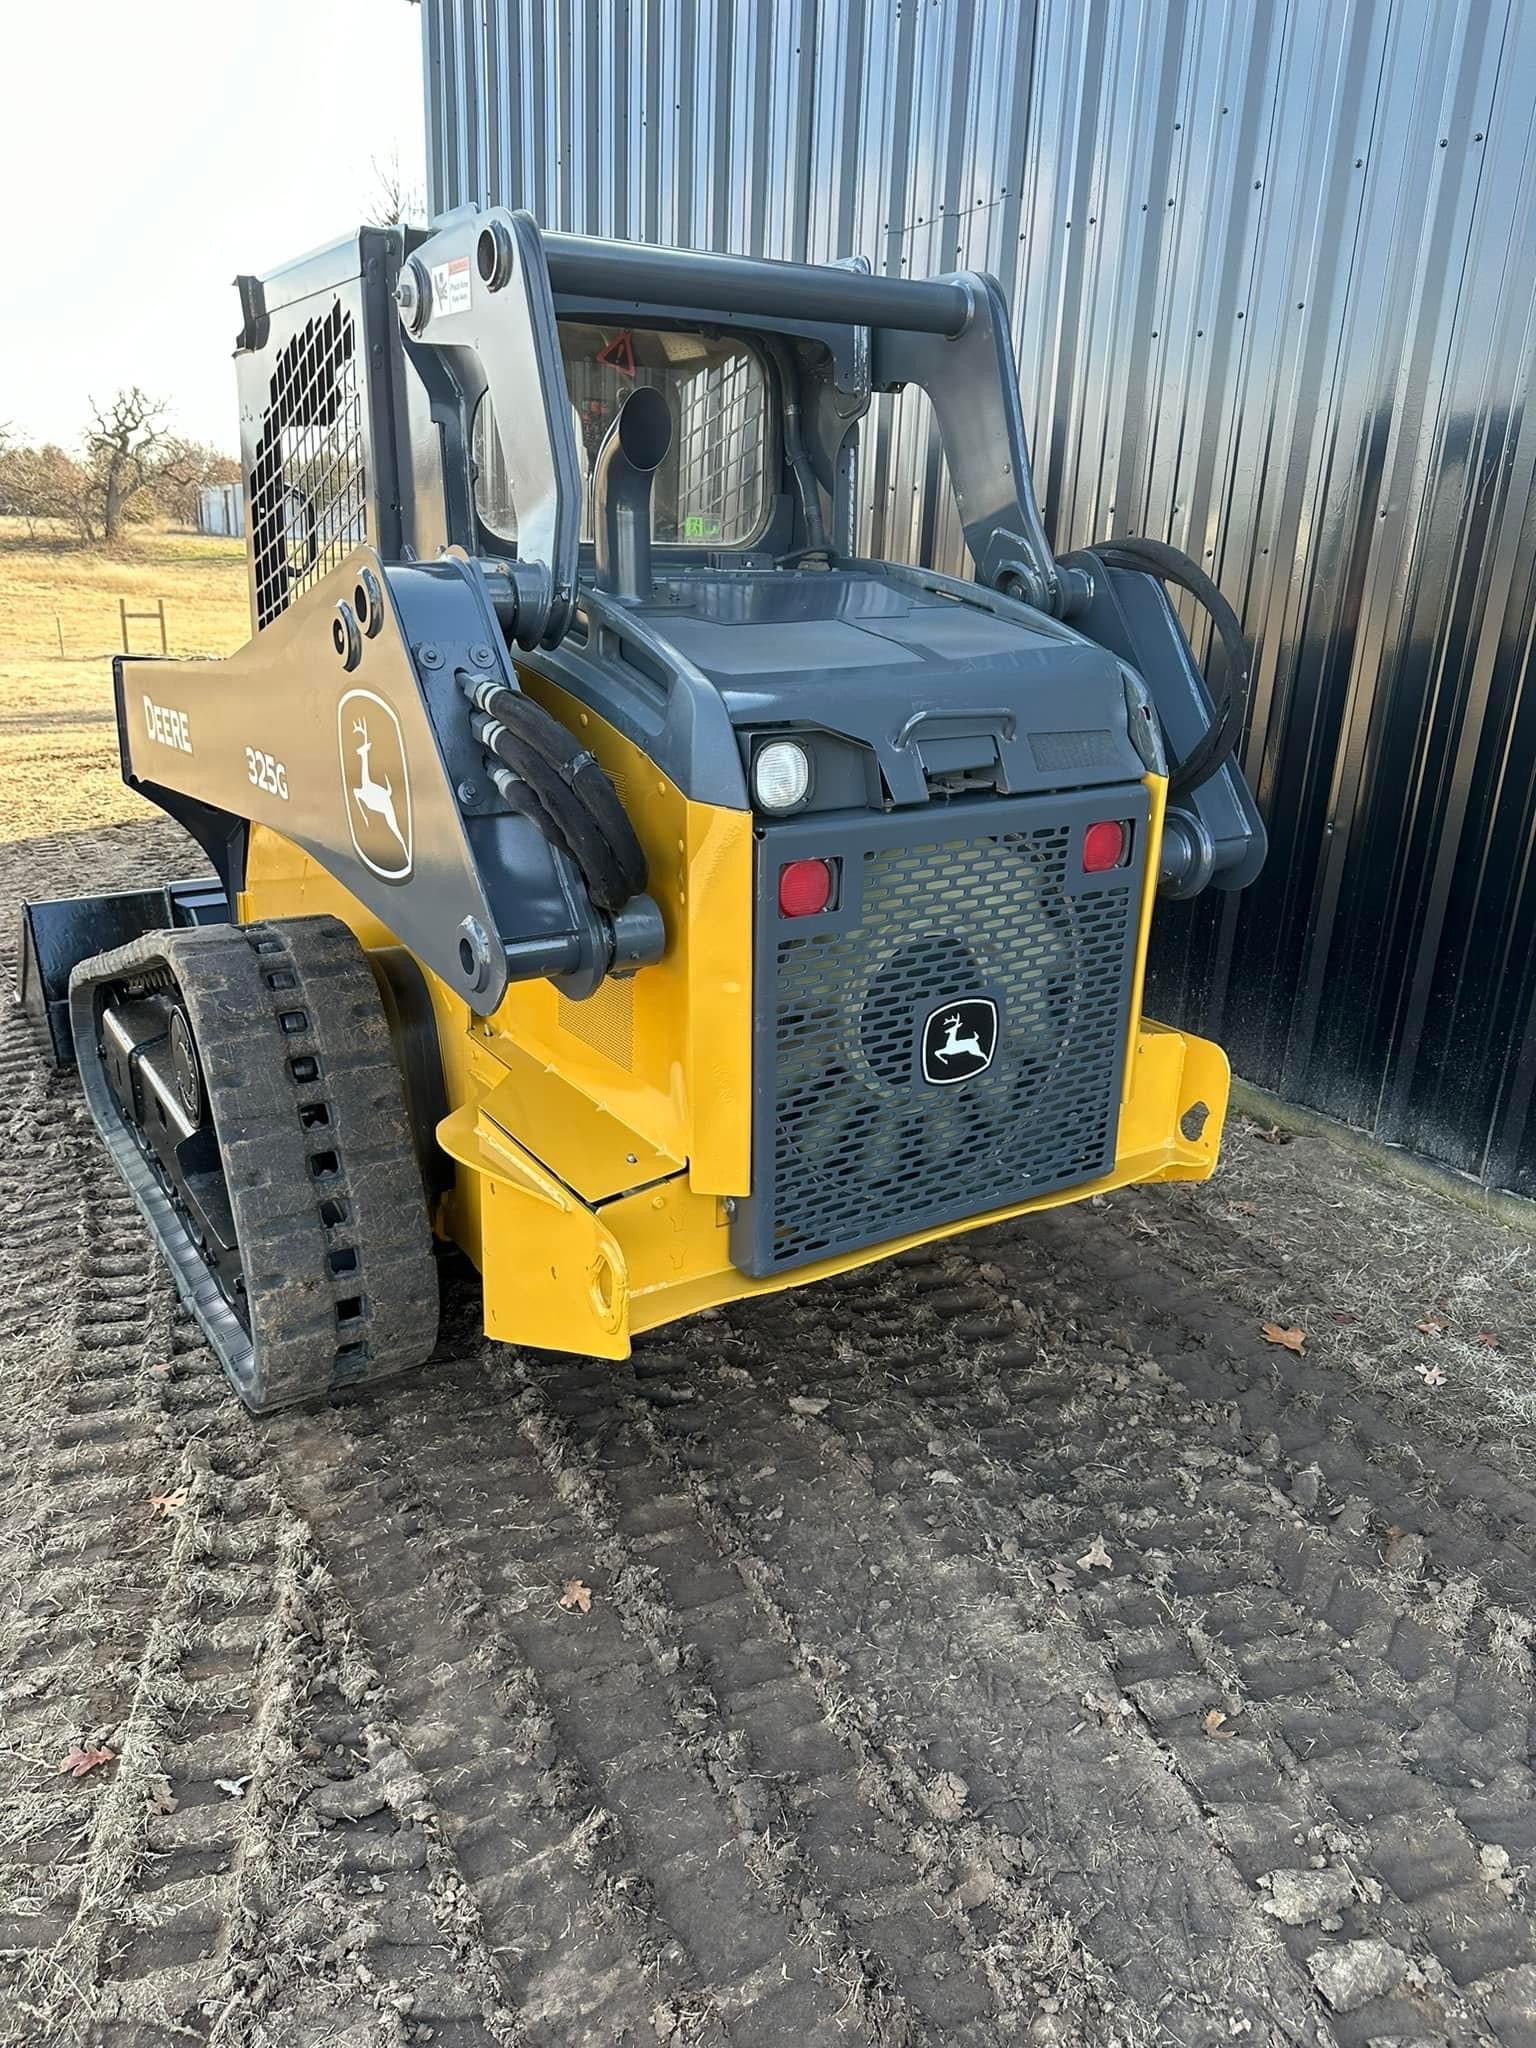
[20,211,1264,1412]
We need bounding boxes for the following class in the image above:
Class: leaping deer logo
[922,997,997,1085]
[339,691,413,879]
[934,1012,985,1066]
[350,718,409,862]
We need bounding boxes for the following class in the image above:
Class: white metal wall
[196,482,245,538]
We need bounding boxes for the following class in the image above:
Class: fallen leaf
[1416,1313,1448,1336]
[788,1394,829,1417]
[144,1776,177,1816]
[1261,1323,1306,1354]
[1076,1534,1113,1572]
[60,1744,115,1778]
[1476,1330,1501,1350]
[1331,1310,1358,1325]
[1202,1708,1236,1740]
[1045,1564,1076,1594]
[215,1775,252,1799]
[558,1577,593,1615]
[1417,1363,1446,1388]
[149,1487,189,1519]
[1255,1125,1294,1146]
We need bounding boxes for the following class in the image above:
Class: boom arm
[397,208,1081,626]
[398,211,585,650]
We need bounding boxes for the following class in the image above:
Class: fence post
[118,597,171,657]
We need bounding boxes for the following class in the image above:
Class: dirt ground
[6,804,1536,2048]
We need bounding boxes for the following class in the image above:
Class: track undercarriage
[70,918,438,1412]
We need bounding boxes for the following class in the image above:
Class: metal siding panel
[422,0,1536,1198]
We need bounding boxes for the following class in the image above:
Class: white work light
[753,740,811,811]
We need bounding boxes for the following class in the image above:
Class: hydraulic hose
[766,335,830,559]
[465,681,648,915]
[1065,537,1251,800]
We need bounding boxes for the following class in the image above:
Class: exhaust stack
[593,386,672,603]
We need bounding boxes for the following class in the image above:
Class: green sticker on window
[683,514,723,540]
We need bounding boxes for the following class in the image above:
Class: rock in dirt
[310,1740,430,1826]
[924,1770,970,1821]
[1260,1867,1354,1926]
[1305,1936,1408,2012]
[310,1774,390,1824]
[1290,1464,1324,1510]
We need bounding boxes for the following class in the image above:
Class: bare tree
[151,437,242,526]
[368,152,425,227]
[86,387,171,543]
[0,441,91,541]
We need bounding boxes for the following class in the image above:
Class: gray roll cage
[397,207,1089,652]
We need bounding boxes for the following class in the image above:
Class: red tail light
[1082,820,1130,873]
[778,857,835,917]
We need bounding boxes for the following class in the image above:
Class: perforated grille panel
[248,300,366,628]
[735,793,1146,1275]
[557,978,635,1068]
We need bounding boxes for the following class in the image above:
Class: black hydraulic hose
[468,683,648,914]
[476,715,635,912]
[1065,537,1251,799]
[480,685,645,884]
[765,335,830,558]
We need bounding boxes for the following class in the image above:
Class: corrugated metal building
[196,482,245,538]
[421,0,1536,1198]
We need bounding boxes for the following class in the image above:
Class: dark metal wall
[422,0,1536,1197]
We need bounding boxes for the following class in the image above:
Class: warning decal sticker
[430,255,472,318]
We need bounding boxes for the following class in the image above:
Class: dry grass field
[0,519,248,839]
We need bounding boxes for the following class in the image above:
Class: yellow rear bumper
[444,1016,1228,1359]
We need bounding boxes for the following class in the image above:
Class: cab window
[474,322,770,548]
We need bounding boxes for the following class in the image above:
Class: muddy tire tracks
[4,820,1536,2044]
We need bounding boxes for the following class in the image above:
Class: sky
[1,0,428,455]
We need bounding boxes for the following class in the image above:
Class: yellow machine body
[239,681,1227,1361]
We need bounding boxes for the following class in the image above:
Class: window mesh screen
[248,301,366,628]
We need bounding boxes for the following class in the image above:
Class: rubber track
[69,915,438,1412]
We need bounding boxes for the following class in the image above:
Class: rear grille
[734,790,1147,1275]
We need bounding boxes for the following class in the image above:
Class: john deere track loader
[20,211,1264,1412]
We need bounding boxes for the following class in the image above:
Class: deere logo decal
[339,688,413,881]
[921,998,998,1085]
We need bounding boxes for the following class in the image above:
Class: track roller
[68,915,439,1414]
